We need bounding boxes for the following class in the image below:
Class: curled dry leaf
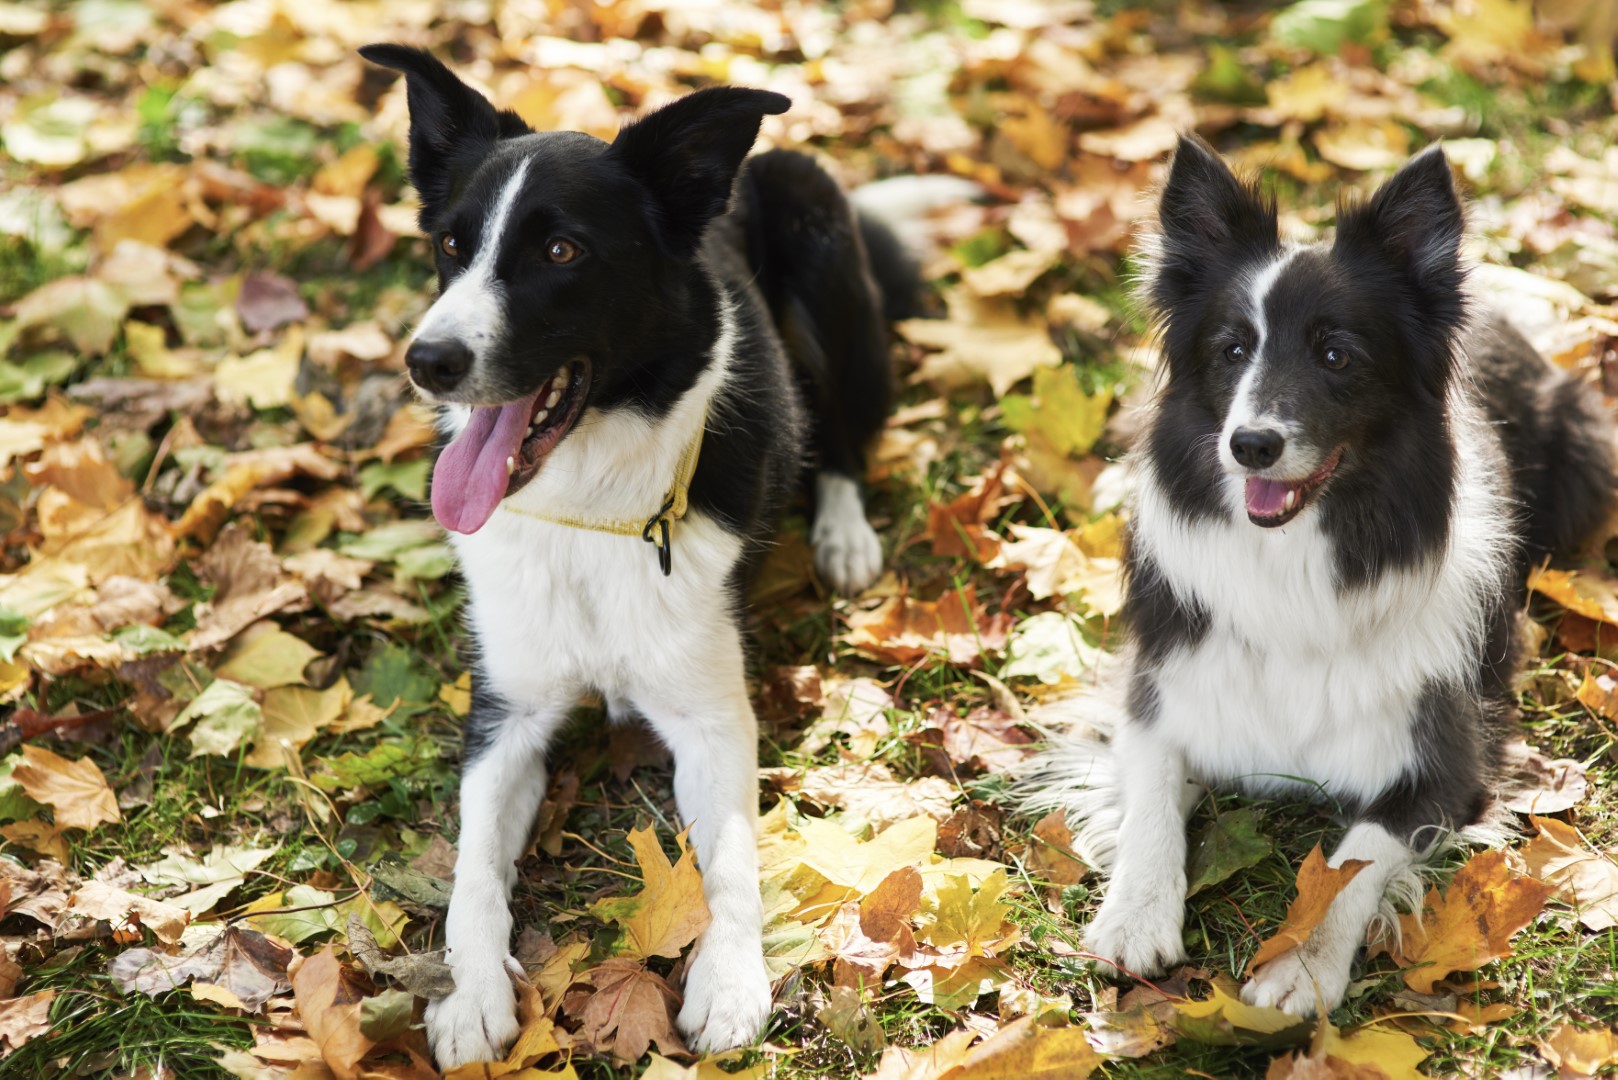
[66,880,189,945]
[1516,816,1618,931]
[0,989,55,1056]
[288,945,374,1080]
[1539,1022,1618,1079]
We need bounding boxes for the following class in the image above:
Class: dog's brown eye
[1323,347,1349,370]
[439,233,458,258]
[545,238,581,264]
[1226,343,1246,362]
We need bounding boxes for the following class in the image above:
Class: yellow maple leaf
[1247,845,1369,974]
[1394,849,1553,994]
[11,744,121,832]
[591,825,711,961]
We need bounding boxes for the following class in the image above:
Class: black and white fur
[1021,137,1614,1015]
[358,46,912,1066]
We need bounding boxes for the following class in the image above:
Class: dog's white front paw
[426,957,520,1068]
[1082,892,1186,977]
[678,936,772,1053]
[1241,947,1349,1017]
[811,475,883,594]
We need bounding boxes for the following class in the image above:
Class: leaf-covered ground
[2,1,1618,1078]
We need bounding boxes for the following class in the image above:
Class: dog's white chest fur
[1131,402,1508,804]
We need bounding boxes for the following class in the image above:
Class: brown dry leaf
[11,745,121,832]
[918,706,1036,775]
[927,462,1013,561]
[800,677,894,759]
[1393,849,1554,993]
[1248,846,1371,974]
[108,925,293,1010]
[590,825,710,961]
[246,677,354,770]
[0,989,55,1055]
[900,288,1063,398]
[1502,736,1590,815]
[1516,816,1618,931]
[288,945,374,1080]
[1026,812,1087,887]
[989,525,1121,614]
[0,820,72,862]
[66,880,189,945]
[844,585,1010,668]
[1539,1023,1618,1079]
[190,523,311,651]
[785,762,957,831]
[865,1028,976,1080]
[566,958,687,1064]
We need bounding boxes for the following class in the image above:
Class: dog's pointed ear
[1335,144,1463,296]
[1149,134,1276,314]
[359,44,532,224]
[609,87,791,256]
[1158,134,1277,259]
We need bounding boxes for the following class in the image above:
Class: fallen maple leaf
[1539,1022,1618,1079]
[589,824,710,961]
[844,586,1010,668]
[953,1014,1102,1078]
[566,957,687,1063]
[1172,977,1311,1047]
[1394,849,1554,994]
[1248,846,1371,974]
[1266,1014,1429,1080]
[1026,811,1087,887]
[109,924,293,1009]
[10,745,120,831]
[1516,816,1618,931]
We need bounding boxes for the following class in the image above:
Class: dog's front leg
[1083,715,1197,976]
[427,704,561,1068]
[1241,820,1415,1015]
[634,650,771,1054]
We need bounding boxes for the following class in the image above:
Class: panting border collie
[358,45,922,1066]
[1022,136,1614,1014]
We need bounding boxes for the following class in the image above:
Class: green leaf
[337,520,443,562]
[172,678,263,759]
[1002,611,1102,684]
[111,623,186,655]
[0,350,77,404]
[359,459,429,502]
[359,988,415,1041]
[1187,808,1275,897]
[352,642,437,709]
[0,606,28,663]
[215,626,321,689]
[310,736,440,792]
[393,542,455,583]
[0,753,47,823]
[1269,0,1387,53]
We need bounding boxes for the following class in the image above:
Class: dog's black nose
[1231,427,1284,469]
[406,338,472,394]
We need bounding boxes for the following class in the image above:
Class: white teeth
[555,366,570,389]
[1284,489,1296,512]
[546,389,560,408]
[506,456,515,474]
[534,408,548,424]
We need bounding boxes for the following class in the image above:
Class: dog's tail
[851,175,983,322]
[1010,668,1130,873]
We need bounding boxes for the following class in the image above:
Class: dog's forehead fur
[436,131,634,241]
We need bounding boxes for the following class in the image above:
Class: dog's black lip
[1246,446,1345,528]
[505,360,591,499]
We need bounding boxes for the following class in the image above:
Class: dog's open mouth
[430,360,591,535]
[1244,447,1344,528]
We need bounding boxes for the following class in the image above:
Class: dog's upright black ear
[1151,134,1277,310]
[609,87,791,256]
[359,44,532,224]
[1334,144,1464,304]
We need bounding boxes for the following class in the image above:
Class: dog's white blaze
[411,158,532,399]
[429,299,773,1058]
[1219,248,1301,484]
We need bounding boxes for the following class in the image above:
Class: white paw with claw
[812,510,883,595]
[678,936,772,1053]
[1241,947,1350,1017]
[427,955,522,1069]
[1082,892,1187,977]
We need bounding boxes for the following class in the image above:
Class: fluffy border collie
[1022,137,1614,1014]
[358,45,915,1066]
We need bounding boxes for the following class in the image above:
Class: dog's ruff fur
[358,45,927,1067]
[1020,136,1614,1016]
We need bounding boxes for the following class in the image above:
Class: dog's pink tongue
[432,392,541,534]
[1245,477,1292,518]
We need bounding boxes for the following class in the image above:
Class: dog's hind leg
[632,640,771,1053]
[427,694,565,1068]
